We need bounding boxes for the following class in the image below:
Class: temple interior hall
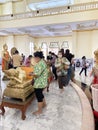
[0,0,98,130]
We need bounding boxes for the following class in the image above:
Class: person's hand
[29,72,33,76]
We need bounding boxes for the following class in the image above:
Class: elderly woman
[31,51,48,115]
[55,51,70,93]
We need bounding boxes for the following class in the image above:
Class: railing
[0,1,98,21]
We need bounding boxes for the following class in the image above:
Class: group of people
[47,49,75,92]
[2,44,98,123]
[1,44,34,71]
[2,44,22,70]
[2,44,98,129]
[29,49,76,115]
[1,44,76,115]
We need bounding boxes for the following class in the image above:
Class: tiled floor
[75,67,93,100]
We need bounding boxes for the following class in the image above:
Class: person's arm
[30,61,46,77]
[62,57,70,70]
[29,72,37,78]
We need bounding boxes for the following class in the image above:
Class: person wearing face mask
[55,51,70,92]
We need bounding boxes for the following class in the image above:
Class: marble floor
[0,66,94,130]
[0,80,82,130]
[75,66,93,85]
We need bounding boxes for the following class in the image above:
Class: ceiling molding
[0,20,98,37]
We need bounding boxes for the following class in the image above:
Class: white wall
[0,37,5,57]
[71,30,98,58]
[76,31,92,58]
[0,30,98,58]
[13,0,26,14]
[0,5,2,15]
[0,36,14,57]
[4,35,15,55]
[14,35,35,56]
[92,30,98,56]
[1,2,13,15]
[0,35,35,57]
[35,36,72,51]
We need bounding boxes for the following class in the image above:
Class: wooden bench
[0,93,35,120]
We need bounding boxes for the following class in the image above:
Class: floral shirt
[33,59,48,89]
[55,57,70,76]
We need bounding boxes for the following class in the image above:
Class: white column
[2,2,13,15]
[14,35,32,56]
[72,31,78,57]
[91,30,98,56]
[4,35,15,55]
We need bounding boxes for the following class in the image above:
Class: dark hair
[49,51,52,54]
[65,49,70,54]
[82,56,86,59]
[29,55,33,58]
[34,51,44,59]
[60,48,64,56]
[15,50,19,54]
[58,50,62,54]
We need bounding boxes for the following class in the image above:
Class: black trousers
[52,65,57,80]
[79,67,87,76]
[34,88,44,102]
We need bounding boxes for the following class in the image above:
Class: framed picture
[49,42,59,48]
[61,41,69,48]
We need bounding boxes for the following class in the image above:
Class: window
[49,42,59,55]
[61,41,69,48]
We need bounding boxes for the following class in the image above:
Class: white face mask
[58,54,62,58]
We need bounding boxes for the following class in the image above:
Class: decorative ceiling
[0,20,98,37]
